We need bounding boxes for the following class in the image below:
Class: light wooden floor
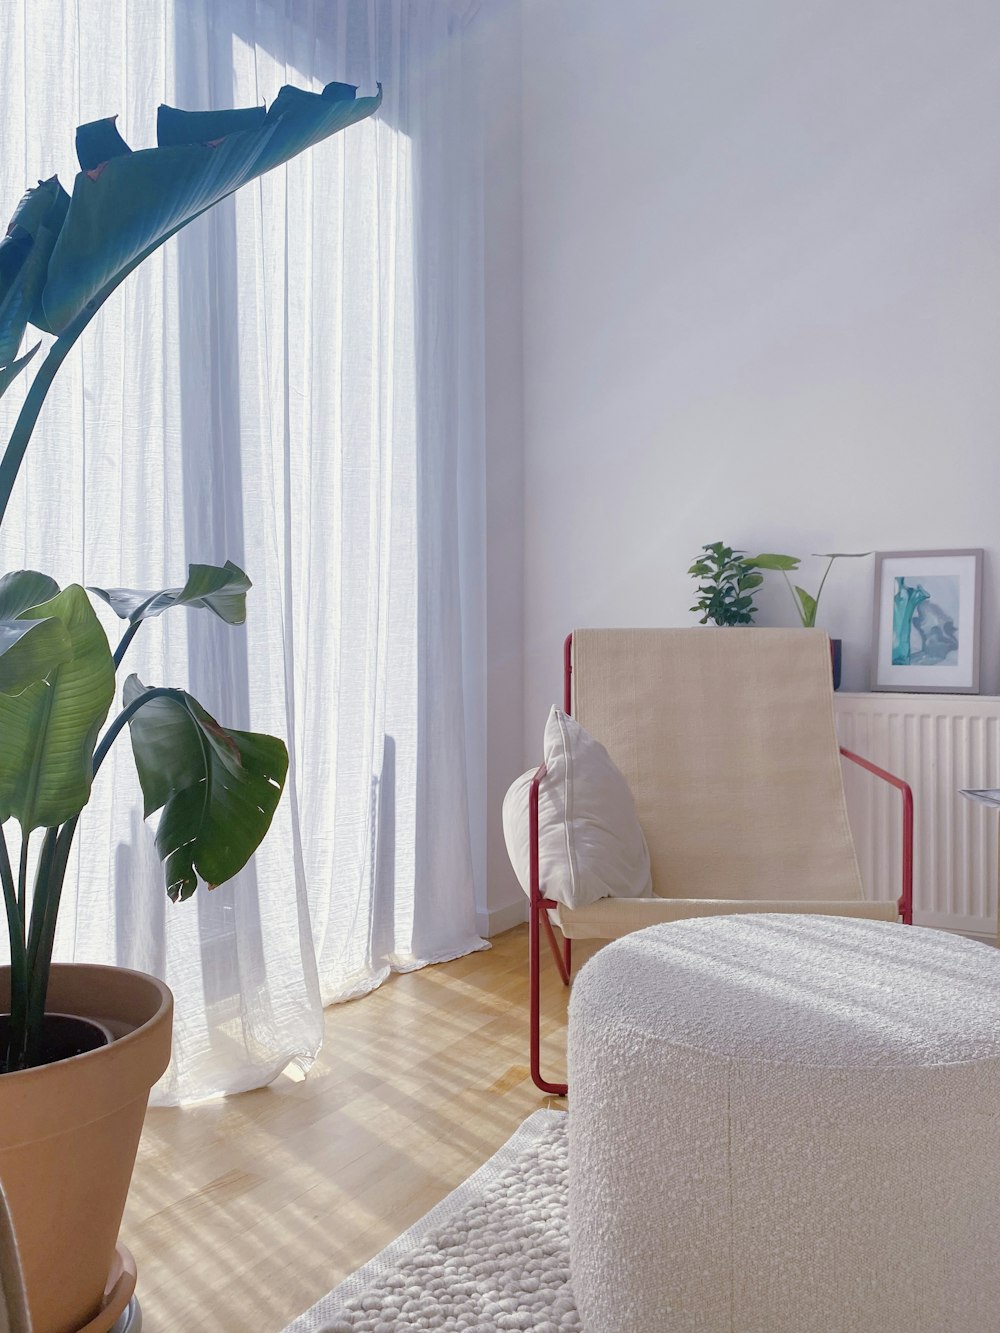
[122,925,598,1332]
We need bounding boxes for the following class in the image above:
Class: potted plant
[748,551,871,688]
[688,541,764,625]
[0,79,381,1333]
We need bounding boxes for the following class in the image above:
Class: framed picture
[871,549,982,693]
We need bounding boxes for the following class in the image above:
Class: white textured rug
[282,1110,578,1332]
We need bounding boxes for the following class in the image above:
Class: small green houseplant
[749,552,870,627]
[688,542,764,626]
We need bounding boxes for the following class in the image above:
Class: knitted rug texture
[282,1110,577,1333]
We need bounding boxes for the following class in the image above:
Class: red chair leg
[528,760,568,1095]
[541,904,570,987]
[530,897,568,1097]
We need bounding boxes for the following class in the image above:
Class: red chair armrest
[840,746,914,924]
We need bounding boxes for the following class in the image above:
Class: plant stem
[0,204,222,535]
[0,826,27,1070]
[0,329,83,531]
[113,620,142,669]
[781,571,807,627]
[18,686,186,1064]
[24,827,58,972]
[812,557,836,622]
[23,817,77,1066]
[18,825,58,1068]
[0,828,19,942]
[16,830,29,924]
[92,686,185,777]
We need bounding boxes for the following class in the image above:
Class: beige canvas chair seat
[550,895,899,941]
[524,628,913,1095]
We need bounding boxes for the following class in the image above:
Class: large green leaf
[0,178,70,366]
[0,620,72,695]
[36,81,382,335]
[0,570,72,694]
[749,553,800,571]
[0,569,61,618]
[0,568,71,694]
[123,675,288,902]
[90,560,250,625]
[794,586,818,627]
[0,585,114,832]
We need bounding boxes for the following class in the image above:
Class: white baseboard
[477,896,528,938]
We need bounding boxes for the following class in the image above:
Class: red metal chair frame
[529,633,915,1097]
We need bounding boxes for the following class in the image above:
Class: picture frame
[871,549,983,694]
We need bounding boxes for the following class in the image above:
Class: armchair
[527,629,913,1095]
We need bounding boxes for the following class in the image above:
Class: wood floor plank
[122,925,593,1332]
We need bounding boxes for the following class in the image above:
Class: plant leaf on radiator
[750,551,871,628]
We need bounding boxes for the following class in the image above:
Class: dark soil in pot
[0,1013,112,1073]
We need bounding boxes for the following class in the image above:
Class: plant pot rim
[0,963,173,1143]
[0,962,170,1078]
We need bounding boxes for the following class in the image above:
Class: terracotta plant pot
[0,964,172,1333]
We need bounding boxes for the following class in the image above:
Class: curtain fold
[0,0,487,1103]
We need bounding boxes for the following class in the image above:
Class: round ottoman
[568,914,1000,1333]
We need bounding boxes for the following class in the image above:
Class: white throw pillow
[502,706,652,909]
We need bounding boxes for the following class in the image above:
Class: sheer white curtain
[0,0,487,1102]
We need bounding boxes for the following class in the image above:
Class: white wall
[477,0,529,934]
[520,0,1000,754]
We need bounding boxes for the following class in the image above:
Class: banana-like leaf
[0,585,114,832]
[749,553,800,571]
[123,674,288,902]
[0,569,60,618]
[0,570,71,694]
[90,560,250,625]
[35,81,382,336]
[76,115,132,172]
[0,616,71,696]
[0,178,69,366]
[794,586,818,627]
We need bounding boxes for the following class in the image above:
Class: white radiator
[834,693,1000,938]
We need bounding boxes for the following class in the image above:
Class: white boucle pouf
[568,914,1000,1333]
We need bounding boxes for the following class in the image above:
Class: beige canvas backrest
[572,628,864,902]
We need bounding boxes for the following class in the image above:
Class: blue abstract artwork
[891,575,960,666]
